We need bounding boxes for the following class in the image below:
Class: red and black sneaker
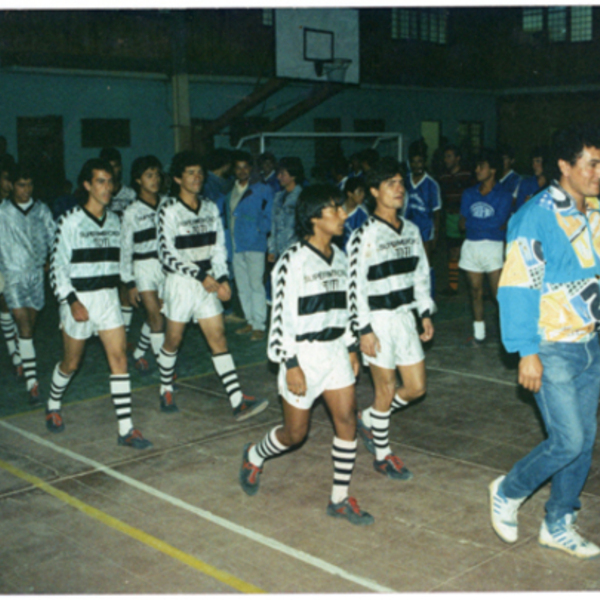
[45,409,65,433]
[233,395,268,422]
[373,454,413,481]
[160,390,178,413]
[239,443,262,496]
[326,496,374,526]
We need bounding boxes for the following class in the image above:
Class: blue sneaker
[326,496,374,526]
[356,410,375,455]
[118,428,152,449]
[539,514,600,559]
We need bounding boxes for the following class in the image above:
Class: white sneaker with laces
[539,514,600,559]
[489,475,526,543]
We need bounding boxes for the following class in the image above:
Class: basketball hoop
[322,58,352,83]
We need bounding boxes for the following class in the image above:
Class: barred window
[523,6,592,43]
[523,7,543,32]
[391,8,446,44]
[571,6,592,42]
[548,7,567,42]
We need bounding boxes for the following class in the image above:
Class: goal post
[235,132,404,180]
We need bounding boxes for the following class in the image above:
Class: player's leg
[394,359,427,409]
[98,325,151,449]
[157,318,185,412]
[0,293,22,375]
[447,244,461,293]
[487,268,502,300]
[12,307,39,397]
[199,313,268,420]
[140,290,165,360]
[465,270,486,344]
[119,282,133,334]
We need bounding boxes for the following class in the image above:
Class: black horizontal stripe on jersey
[133,251,159,261]
[298,291,347,316]
[367,256,419,281]
[368,287,414,311]
[174,232,216,250]
[133,228,157,243]
[71,274,121,292]
[295,327,345,343]
[71,247,120,264]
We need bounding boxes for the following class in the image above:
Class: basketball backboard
[275,8,359,85]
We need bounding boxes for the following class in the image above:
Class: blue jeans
[502,337,600,524]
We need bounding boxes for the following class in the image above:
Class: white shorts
[134,259,165,295]
[363,310,424,369]
[278,338,356,410]
[162,273,222,323]
[60,288,124,340]
[3,269,45,311]
[459,239,504,273]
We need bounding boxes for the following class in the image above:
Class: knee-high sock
[150,332,165,360]
[211,352,242,408]
[331,437,357,503]
[391,393,409,412]
[121,306,133,333]
[19,337,37,391]
[448,259,459,291]
[110,374,133,436]
[371,408,392,461]
[1,311,20,366]
[133,321,151,360]
[248,426,288,467]
[47,363,74,411]
[157,347,177,394]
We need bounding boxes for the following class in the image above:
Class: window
[523,7,543,33]
[571,6,592,42]
[391,8,446,44]
[522,6,593,43]
[458,122,483,156]
[548,7,567,42]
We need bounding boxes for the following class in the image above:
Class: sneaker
[45,409,65,433]
[373,454,413,480]
[464,336,485,348]
[28,383,43,407]
[117,428,153,449]
[539,514,600,559]
[233,395,269,422]
[134,357,151,375]
[239,443,262,496]
[489,475,525,543]
[250,329,265,341]
[326,496,374,526]
[235,324,253,335]
[356,410,375,455]
[224,313,246,324]
[160,390,178,413]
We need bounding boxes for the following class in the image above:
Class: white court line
[427,366,518,387]
[0,420,396,594]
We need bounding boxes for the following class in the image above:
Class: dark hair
[295,184,341,238]
[206,148,233,171]
[0,157,15,179]
[365,158,404,212]
[130,155,163,195]
[7,162,31,184]
[170,150,204,180]
[343,176,365,196]
[444,143,461,159]
[99,147,122,164]
[232,150,253,167]
[553,123,600,166]
[77,158,114,188]
[408,139,428,161]
[278,156,304,183]
[497,144,515,160]
[359,148,380,169]
[258,151,276,165]
[330,155,349,177]
[476,148,503,176]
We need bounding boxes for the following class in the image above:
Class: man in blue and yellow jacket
[490,123,600,559]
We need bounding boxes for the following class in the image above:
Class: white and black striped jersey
[120,196,166,287]
[109,184,136,218]
[348,215,435,337]
[0,199,55,275]
[268,240,358,368]
[50,205,121,305]
[157,196,228,283]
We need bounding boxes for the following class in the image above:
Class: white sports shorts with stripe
[362,310,424,369]
[162,273,222,323]
[134,258,165,296]
[3,269,45,311]
[60,288,124,339]
[278,338,356,410]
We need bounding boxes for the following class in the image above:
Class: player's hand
[420,317,434,342]
[71,300,89,322]
[267,253,276,263]
[286,366,307,397]
[360,332,381,357]
[349,352,360,378]
[127,287,141,308]
[519,354,543,393]
[217,281,231,302]
[202,275,220,294]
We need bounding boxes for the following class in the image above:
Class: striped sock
[448,259,459,291]
[391,394,409,412]
[1,311,20,366]
[361,407,372,428]
[150,332,165,360]
[110,374,133,436]
[371,408,392,461]
[133,321,151,360]
[212,352,242,408]
[47,363,73,411]
[158,347,177,394]
[331,437,357,503]
[249,426,288,467]
[19,337,37,391]
[121,306,133,333]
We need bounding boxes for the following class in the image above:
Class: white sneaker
[489,475,525,543]
[539,514,600,559]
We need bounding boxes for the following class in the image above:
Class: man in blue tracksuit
[224,151,273,341]
[491,123,600,559]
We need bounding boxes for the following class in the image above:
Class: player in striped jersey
[156,151,268,419]
[120,155,166,373]
[240,184,373,526]
[0,164,55,402]
[46,158,152,449]
[349,161,435,481]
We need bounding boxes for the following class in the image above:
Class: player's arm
[414,233,436,333]
[41,203,57,262]
[209,205,231,301]
[120,208,139,306]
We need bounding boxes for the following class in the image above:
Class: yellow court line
[0,459,264,594]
